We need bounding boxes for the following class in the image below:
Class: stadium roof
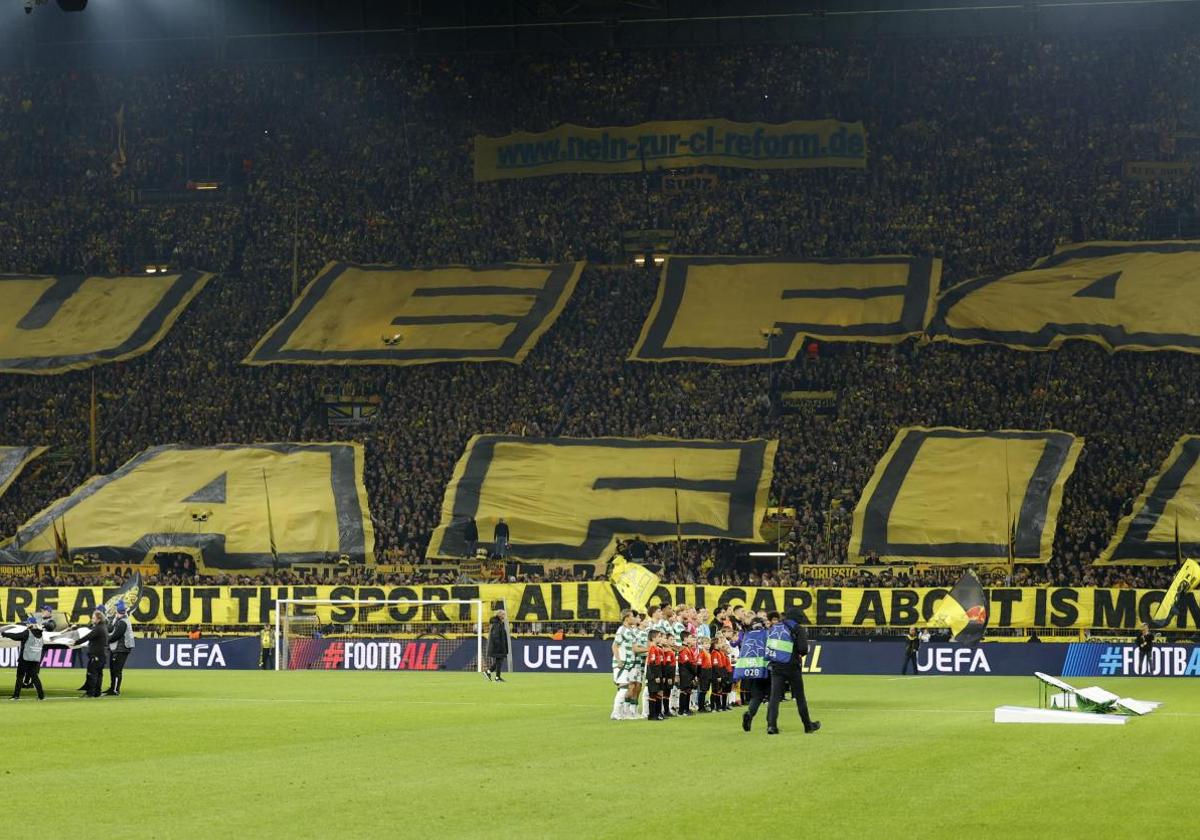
[4,0,1200,67]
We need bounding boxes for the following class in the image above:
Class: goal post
[274,598,486,672]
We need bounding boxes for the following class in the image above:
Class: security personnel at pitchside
[765,608,820,735]
[20,605,57,690]
[105,600,135,696]
[3,616,46,700]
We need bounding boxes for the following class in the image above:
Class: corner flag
[610,555,659,613]
[929,570,988,646]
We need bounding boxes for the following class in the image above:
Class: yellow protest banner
[0,583,1192,631]
[0,443,374,570]
[631,255,938,363]
[850,427,1082,565]
[429,436,777,562]
[931,240,1200,353]
[1098,435,1200,565]
[474,119,866,181]
[246,261,584,367]
[0,271,213,374]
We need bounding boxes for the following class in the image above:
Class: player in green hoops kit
[611,611,648,719]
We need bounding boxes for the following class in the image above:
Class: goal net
[275,599,504,672]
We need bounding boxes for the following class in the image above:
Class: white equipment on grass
[994,672,1162,725]
[274,598,502,673]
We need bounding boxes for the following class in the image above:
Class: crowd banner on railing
[0,271,214,374]
[849,427,1082,565]
[929,240,1200,353]
[0,584,1197,631]
[0,443,375,570]
[630,256,937,363]
[474,119,867,181]
[245,261,584,367]
[428,435,777,562]
[1097,435,1200,566]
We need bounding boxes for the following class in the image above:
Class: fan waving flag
[102,572,143,620]
[1150,559,1200,627]
[928,570,989,645]
[609,555,660,613]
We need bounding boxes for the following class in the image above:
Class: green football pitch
[2,670,1194,838]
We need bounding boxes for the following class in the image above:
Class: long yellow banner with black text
[474,119,867,181]
[0,585,1195,631]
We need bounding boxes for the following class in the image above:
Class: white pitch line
[8,696,1200,718]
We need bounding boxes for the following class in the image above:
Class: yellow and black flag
[1150,558,1200,627]
[609,555,660,613]
[928,570,989,645]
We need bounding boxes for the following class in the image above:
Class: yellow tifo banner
[245,261,584,367]
[428,435,777,562]
[0,443,374,571]
[930,240,1200,353]
[0,270,213,374]
[474,119,867,181]
[0,584,1193,630]
[630,255,940,363]
[0,446,47,498]
[1098,435,1200,566]
[849,427,1082,565]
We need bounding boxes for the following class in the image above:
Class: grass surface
[2,670,1194,838]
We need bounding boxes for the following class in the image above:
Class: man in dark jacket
[766,608,820,735]
[462,516,479,559]
[105,600,135,696]
[484,609,509,682]
[902,627,921,674]
[3,617,46,700]
[74,610,109,698]
[1136,623,1154,675]
[493,519,510,559]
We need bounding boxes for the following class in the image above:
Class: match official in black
[1136,623,1154,675]
[484,609,509,682]
[74,610,109,698]
[902,627,921,674]
[766,609,820,735]
[105,601,134,696]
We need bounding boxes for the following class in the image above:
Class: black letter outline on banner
[856,429,1079,562]
[0,443,369,570]
[633,256,938,362]
[246,261,582,364]
[931,242,1200,352]
[0,271,212,373]
[435,436,771,561]
[1099,435,1200,565]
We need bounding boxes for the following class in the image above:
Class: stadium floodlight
[748,551,786,557]
[275,598,503,673]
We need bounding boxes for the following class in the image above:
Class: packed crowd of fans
[2,33,1200,591]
